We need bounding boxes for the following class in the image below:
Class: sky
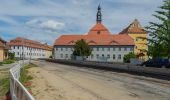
[0,0,163,45]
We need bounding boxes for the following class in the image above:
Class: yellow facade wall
[128,33,148,60]
[45,50,52,58]
[0,48,4,61]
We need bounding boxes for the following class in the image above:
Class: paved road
[31,60,170,100]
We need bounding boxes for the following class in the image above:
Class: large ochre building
[120,19,148,60]
[0,38,9,62]
[54,5,136,62]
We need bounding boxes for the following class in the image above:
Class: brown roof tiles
[119,19,146,34]
[8,37,52,51]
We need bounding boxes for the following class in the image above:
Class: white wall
[9,46,46,59]
[54,45,134,62]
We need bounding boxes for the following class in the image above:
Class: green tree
[8,52,15,60]
[123,52,136,63]
[73,39,92,58]
[145,0,170,58]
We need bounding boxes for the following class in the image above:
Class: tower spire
[96,4,102,23]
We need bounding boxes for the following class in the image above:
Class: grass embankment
[0,69,10,99]
[0,59,16,66]
[0,63,36,99]
[19,63,37,92]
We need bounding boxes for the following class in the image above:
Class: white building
[8,37,52,59]
[54,5,135,62]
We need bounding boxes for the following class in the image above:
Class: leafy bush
[0,62,3,66]
[123,52,136,63]
[3,60,15,64]
[8,52,15,60]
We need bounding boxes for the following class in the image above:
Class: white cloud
[40,20,65,30]
[26,19,65,31]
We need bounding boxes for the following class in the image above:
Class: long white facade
[54,46,134,62]
[9,46,46,59]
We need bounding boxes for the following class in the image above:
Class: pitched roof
[88,23,111,36]
[8,37,52,51]
[54,33,134,46]
[0,38,10,49]
[119,19,146,34]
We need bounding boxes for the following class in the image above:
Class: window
[119,47,121,51]
[60,54,63,58]
[66,48,68,51]
[136,38,138,41]
[17,52,19,55]
[102,48,104,51]
[61,48,63,51]
[118,54,121,59]
[124,47,127,51]
[102,54,104,58]
[13,46,15,49]
[113,54,115,59]
[91,54,94,59]
[65,54,68,58]
[97,47,99,51]
[56,48,58,51]
[18,46,19,49]
[113,47,115,51]
[107,54,110,58]
[96,54,99,58]
[107,48,110,51]
[130,47,134,51]
[97,31,100,35]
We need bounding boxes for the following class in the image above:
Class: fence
[10,60,35,100]
[46,59,170,79]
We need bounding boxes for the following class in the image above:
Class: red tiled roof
[54,33,134,46]
[88,23,111,36]
[54,22,134,46]
[8,37,52,51]
[119,19,146,34]
[0,38,10,49]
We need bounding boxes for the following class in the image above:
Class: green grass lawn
[2,59,15,64]
[0,59,16,66]
[0,62,3,66]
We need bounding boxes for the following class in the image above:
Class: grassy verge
[0,59,16,66]
[0,62,3,66]
[19,63,37,91]
[0,71,10,99]
[2,59,15,64]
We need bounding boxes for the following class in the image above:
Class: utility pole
[22,37,25,65]
[29,48,32,64]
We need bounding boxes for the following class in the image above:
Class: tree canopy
[123,52,136,63]
[72,39,92,57]
[146,0,170,58]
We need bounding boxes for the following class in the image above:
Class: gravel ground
[29,60,170,100]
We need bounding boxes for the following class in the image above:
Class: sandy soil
[28,61,170,100]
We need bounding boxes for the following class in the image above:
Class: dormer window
[97,31,100,35]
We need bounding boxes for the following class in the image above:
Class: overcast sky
[0,0,163,45]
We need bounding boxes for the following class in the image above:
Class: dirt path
[28,61,170,100]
